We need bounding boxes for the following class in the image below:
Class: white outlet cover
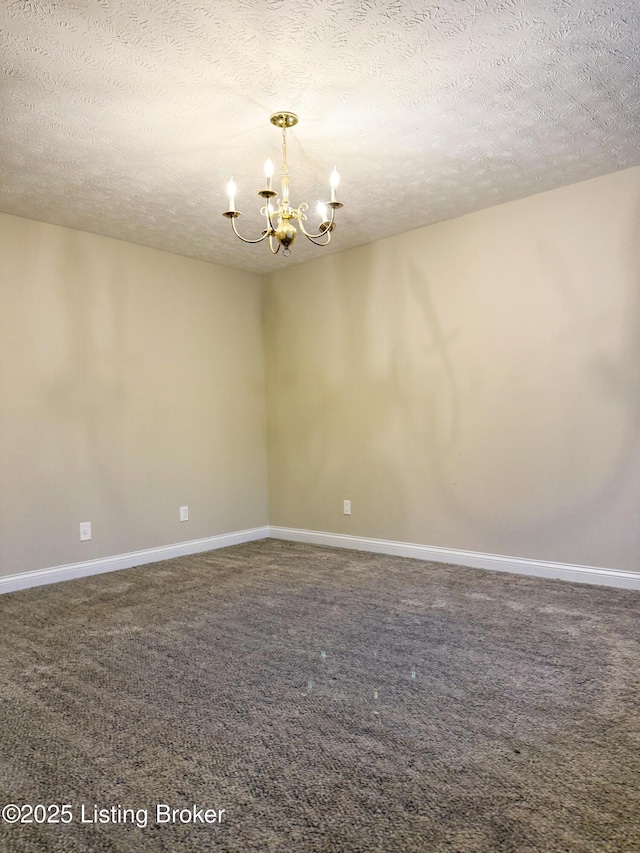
[80,522,92,541]
[180,506,189,521]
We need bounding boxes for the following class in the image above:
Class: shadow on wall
[270,192,640,562]
[355,197,640,554]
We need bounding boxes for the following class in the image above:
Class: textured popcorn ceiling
[1,0,639,274]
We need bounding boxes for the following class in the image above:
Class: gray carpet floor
[0,538,638,852]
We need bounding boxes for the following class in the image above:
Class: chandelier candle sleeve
[226,178,236,212]
[222,111,344,258]
[264,159,274,191]
[330,168,340,202]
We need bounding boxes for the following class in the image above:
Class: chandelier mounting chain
[223,112,343,258]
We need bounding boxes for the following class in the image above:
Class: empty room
[1,1,639,851]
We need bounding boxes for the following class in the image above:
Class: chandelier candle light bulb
[222,111,343,257]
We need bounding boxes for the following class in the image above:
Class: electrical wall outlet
[343,500,351,515]
[180,506,189,522]
[80,521,92,541]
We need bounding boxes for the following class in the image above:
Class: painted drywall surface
[0,214,268,577]
[264,166,640,572]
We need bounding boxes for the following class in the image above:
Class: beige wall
[0,214,268,577]
[264,166,640,572]
[3,166,639,580]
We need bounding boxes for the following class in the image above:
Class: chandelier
[223,112,343,257]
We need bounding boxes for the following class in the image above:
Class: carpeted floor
[0,539,638,853]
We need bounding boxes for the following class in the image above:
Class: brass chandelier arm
[302,230,332,247]
[229,216,271,244]
[264,205,278,234]
[268,234,281,254]
[296,205,336,240]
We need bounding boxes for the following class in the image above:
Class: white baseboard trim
[0,526,270,595]
[268,527,640,590]
[3,525,638,594]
